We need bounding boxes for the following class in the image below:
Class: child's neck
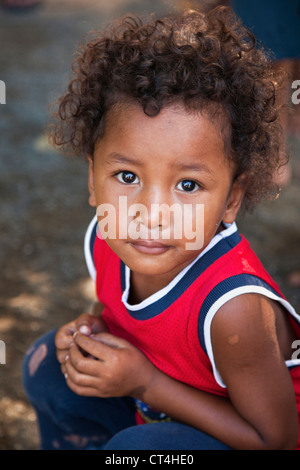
[127,251,203,304]
[128,270,174,305]
[128,224,227,304]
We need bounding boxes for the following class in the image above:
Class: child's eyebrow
[106,152,215,177]
[174,161,215,177]
[106,152,143,167]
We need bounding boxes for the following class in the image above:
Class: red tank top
[85,217,300,447]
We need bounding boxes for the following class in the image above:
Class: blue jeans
[22,329,231,450]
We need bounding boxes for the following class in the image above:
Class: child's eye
[176,179,200,192]
[115,171,139,184]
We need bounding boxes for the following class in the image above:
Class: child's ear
[87,156,97,207]
[222,174,247,224]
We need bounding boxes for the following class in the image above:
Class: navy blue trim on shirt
[289,364,300,371]
[197,273,281,355]
[89,218,98,270]
[120,231,242,320]
[120,260,126,292]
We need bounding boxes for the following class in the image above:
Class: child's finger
[75,313,94,335]
[74,331,132,355]
[72,331,116,361]
[92,332,132,350]
[78,324,91,335]
[68,341,103,376]
[55,332,74,350]
[65,378,101,397]
[56,348,69,364]
[76,314,108,335]
[64,361,102,397]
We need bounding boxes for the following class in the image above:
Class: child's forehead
[94,100,233,173]
[101,100,231,158]
[106,99,228,135]
[107,101,198,130]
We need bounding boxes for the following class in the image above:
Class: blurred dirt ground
[0,0,299,450]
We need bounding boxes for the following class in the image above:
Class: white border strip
[84,214,97,282]
[203,286,300,388]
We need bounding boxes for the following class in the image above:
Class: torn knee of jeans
[28,343,47,376]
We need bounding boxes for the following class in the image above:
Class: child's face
[88,102,244,279]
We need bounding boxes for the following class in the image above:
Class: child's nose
[137,186,170,230]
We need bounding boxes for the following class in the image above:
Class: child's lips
[129,239,173,254]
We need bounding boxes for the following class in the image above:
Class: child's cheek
[182,203,205,251]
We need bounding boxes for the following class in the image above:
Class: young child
[23,6,300,450]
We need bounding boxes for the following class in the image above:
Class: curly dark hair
[49,6,287,212]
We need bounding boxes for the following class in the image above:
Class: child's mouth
[129,240,172,255]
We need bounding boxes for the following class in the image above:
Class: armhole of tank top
[84,214,98,282]
[202,285,300,389]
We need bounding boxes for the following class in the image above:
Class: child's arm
[141,294,299,450]
[64,294,299,450]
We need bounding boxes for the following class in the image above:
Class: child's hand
[55,312,108,368]
[63,331,157,399]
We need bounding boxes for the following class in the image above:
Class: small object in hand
[79,325,91,335]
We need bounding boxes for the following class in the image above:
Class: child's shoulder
[210,290,298,373]
[196,229,300,367]
[209,292,288,388]
[195,228,283,306]
[212,291,277,338]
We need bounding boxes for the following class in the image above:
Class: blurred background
[0,0,299,450]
